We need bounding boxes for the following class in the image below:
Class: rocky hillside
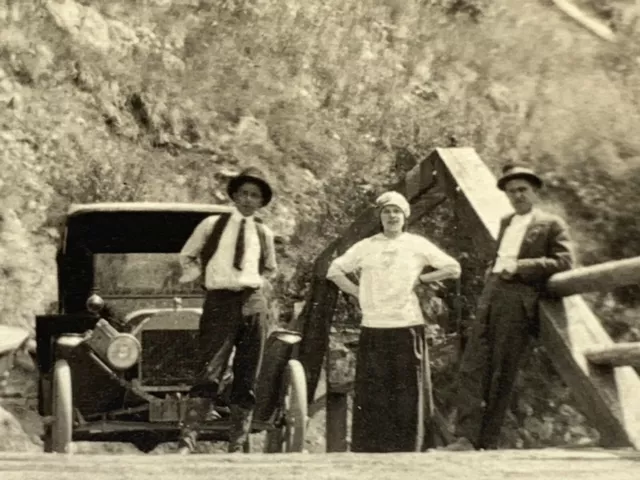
[2,0,640,326]
[2,0,640,452]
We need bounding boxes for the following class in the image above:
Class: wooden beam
[551,0,617,43]
[584,343,640,368]
[540,298,640,448]
[296,275,339,405]
[436,148,513,238]
[547,256,640,297]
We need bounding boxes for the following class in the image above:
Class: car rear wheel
[51,360,73,454]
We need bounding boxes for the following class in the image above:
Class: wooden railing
[296,148,640,452]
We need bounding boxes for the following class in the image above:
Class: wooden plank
[584,343,640,368]
[326,392,349,452]
[296,276,339,403]
[3,449,640,479]
[547,256,640,297]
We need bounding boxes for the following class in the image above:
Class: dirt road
[1,449,639,480]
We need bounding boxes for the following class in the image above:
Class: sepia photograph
[1,0,640,478]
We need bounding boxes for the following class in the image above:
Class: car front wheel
[51,359,73,453]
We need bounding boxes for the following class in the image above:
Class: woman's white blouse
[328,233,461,329]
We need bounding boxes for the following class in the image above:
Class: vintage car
[35,203,307,454]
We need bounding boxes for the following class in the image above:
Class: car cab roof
[67,202,233,217]
[63,202,234,254]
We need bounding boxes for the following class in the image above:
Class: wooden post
[326,391,349,452]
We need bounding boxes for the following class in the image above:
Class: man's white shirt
[179,208,276,290]
[328,233,460,329]
[492,211,534,273]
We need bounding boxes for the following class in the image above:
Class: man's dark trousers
[453,274,538,449]
[181,287,268,451]
[197,288,268,404]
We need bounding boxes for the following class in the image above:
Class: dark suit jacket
[490,209,575,290]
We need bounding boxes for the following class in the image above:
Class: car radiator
[139,329,200,386]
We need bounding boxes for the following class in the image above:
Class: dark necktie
[233,219,246,271]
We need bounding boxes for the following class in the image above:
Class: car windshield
[94,253,200,296]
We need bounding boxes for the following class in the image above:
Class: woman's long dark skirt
[351,325,426,453]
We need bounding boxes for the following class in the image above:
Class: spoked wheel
[264,359,307,453]
[51,360,73,454]
[267,360,307,452]
[284,360,307,452]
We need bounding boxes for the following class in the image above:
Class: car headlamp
[106,334,140,370]
[86,293,105,313]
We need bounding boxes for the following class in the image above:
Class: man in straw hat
[444,164,575,451]
[177,167,277,454]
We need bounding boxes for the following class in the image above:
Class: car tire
[131,435,160,454]
[40,377,53,453]
[51,360,73,454]
[283,360,307,453]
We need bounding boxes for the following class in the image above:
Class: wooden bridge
[295,148,640,452]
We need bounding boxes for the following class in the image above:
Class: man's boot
[228,405,253,453]
[177,401,208,455]
[177,425,198,455]
[441,436,476,451]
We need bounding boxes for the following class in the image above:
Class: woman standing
[327,191,461,453]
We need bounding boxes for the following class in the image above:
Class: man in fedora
[444,163,574,451]
[177,167,278,454]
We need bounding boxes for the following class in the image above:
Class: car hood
[125,307,202,335]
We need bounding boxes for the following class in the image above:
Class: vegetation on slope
[1,0,640,449]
